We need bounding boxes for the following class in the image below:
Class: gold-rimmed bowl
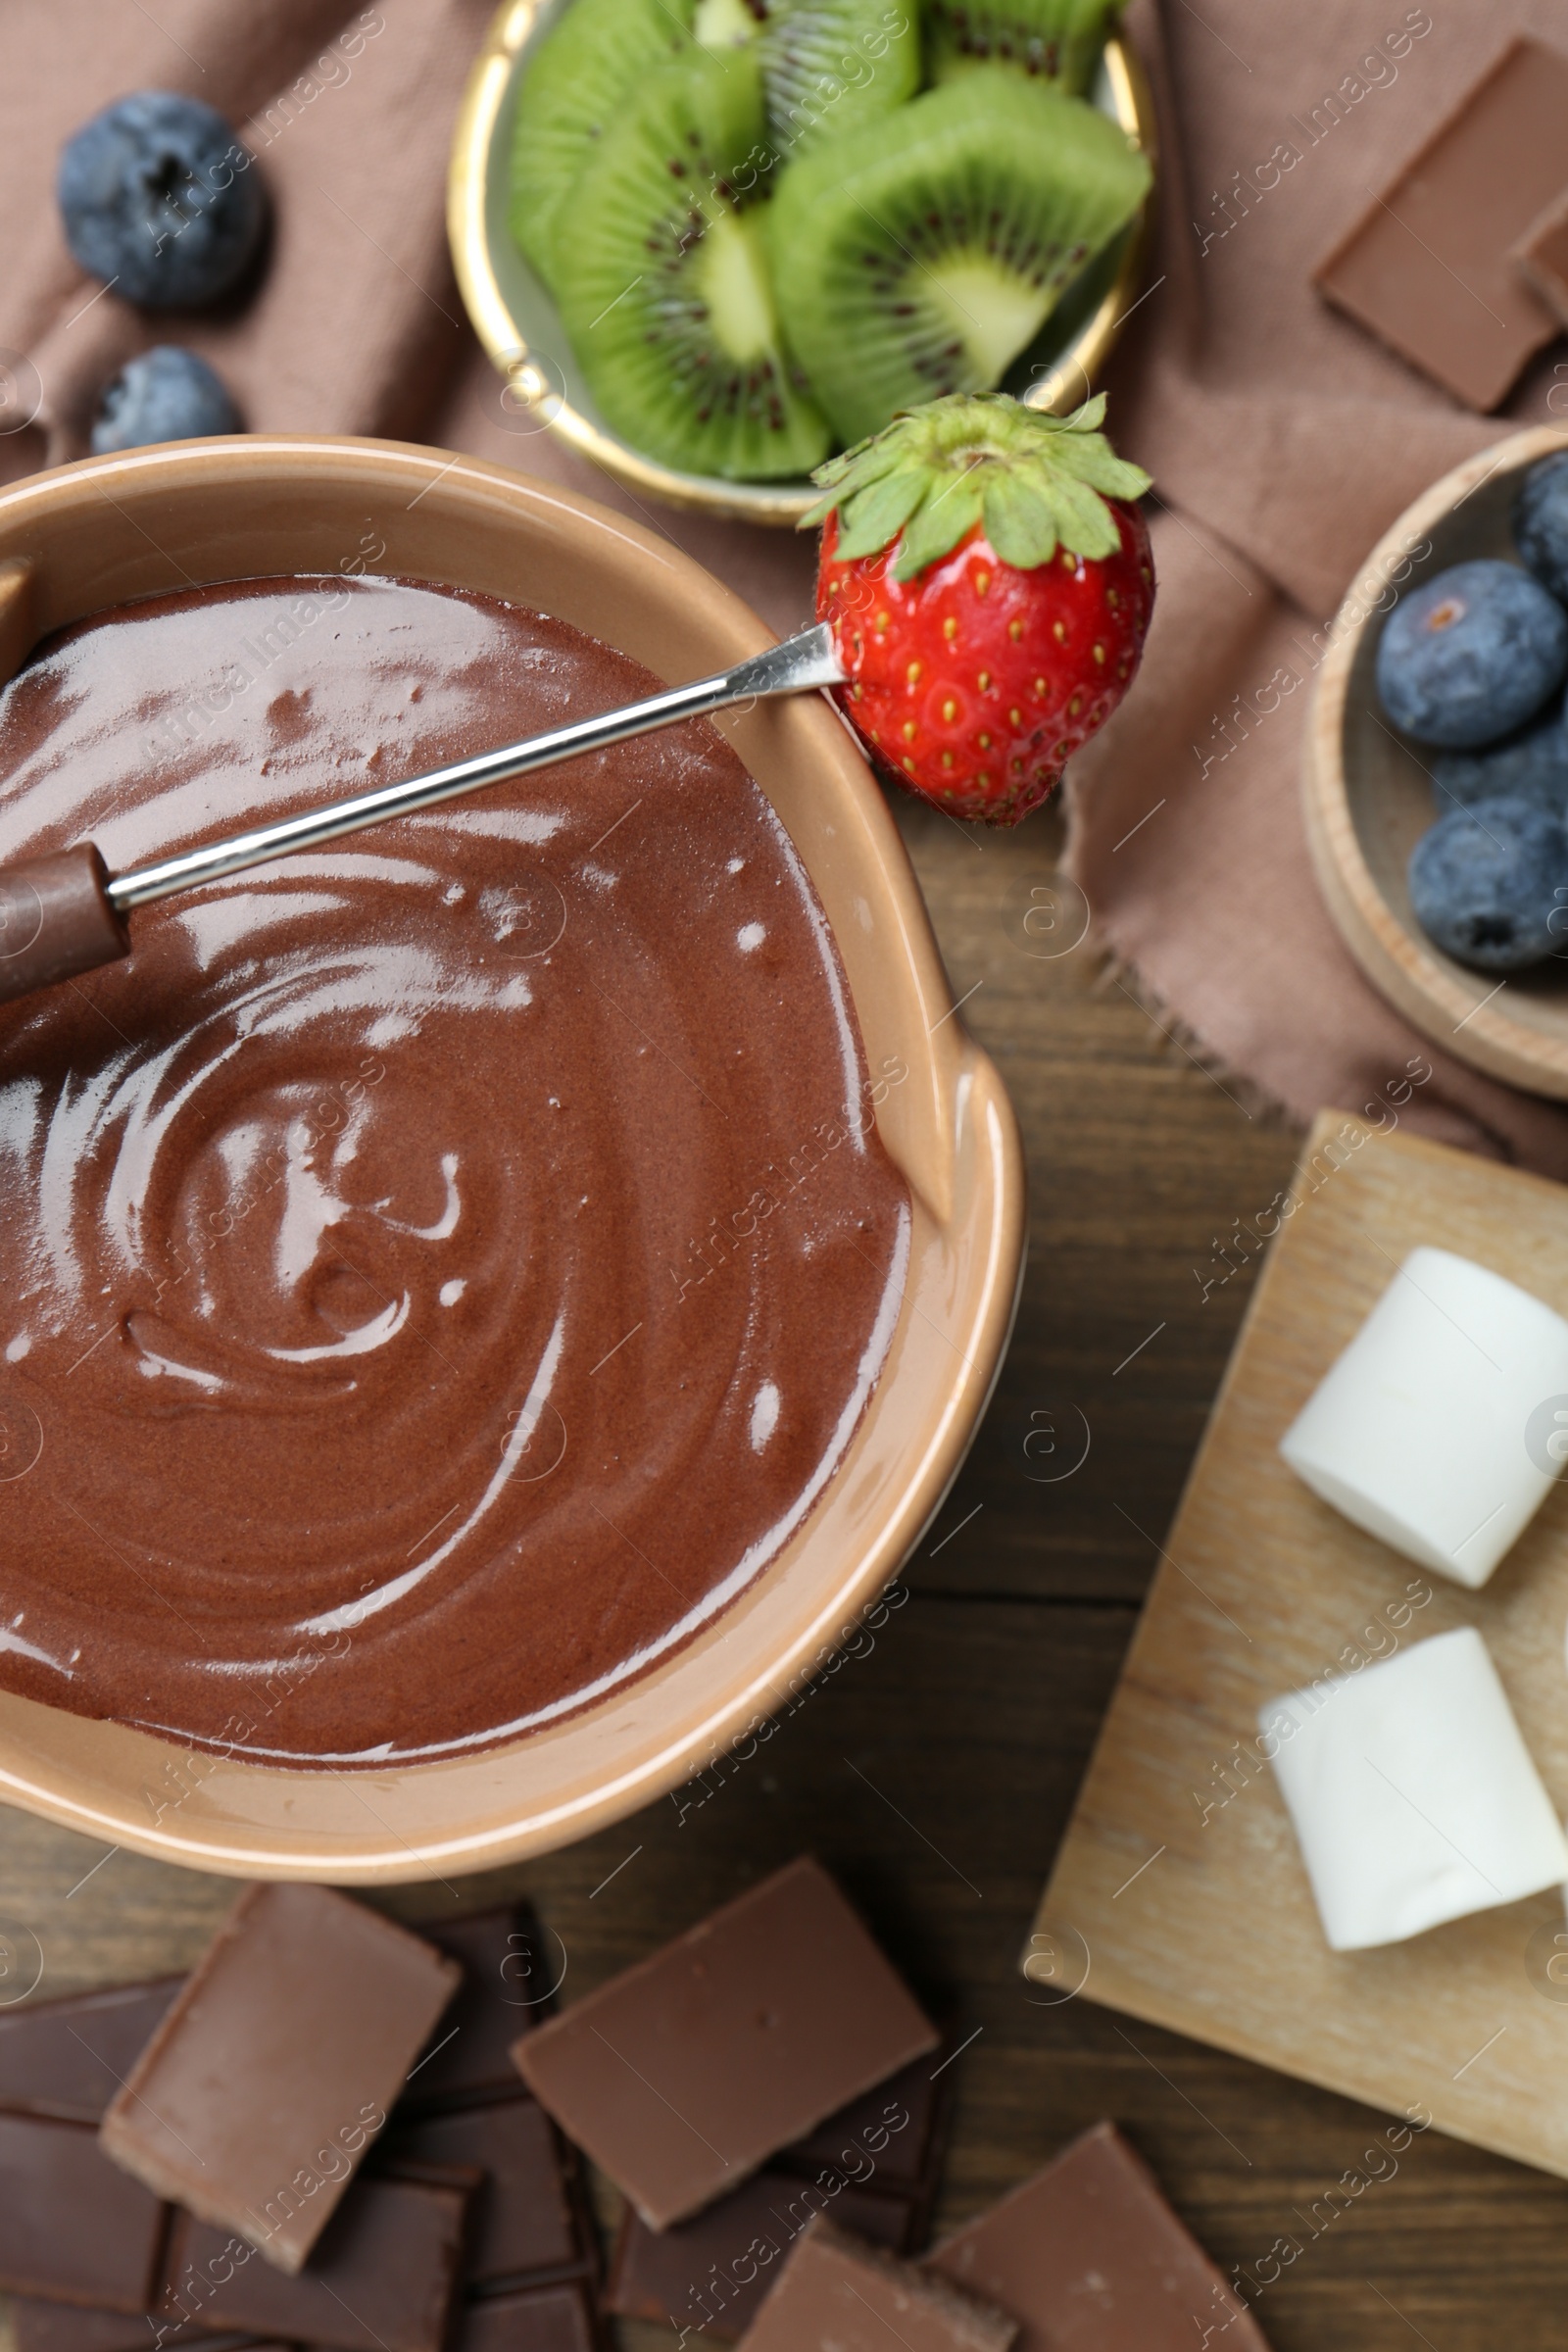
[448,0,1157,524]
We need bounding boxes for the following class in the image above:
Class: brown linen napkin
[1068,0,1568,1173]
[5,0,1568,1170]
[0,0,487,478]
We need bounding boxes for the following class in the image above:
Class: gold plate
[447,0,1158,523]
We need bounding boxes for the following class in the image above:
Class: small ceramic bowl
[447,0,1157,524]
[0,434,1024,1881]
[1304,425,1568,1100]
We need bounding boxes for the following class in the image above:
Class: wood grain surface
[4,803,1565,2352]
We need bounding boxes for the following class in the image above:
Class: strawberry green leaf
[1041,470,1122,560]
[834,470,930,561]
[1054,439,1152,500]
[981,472,1058,570]
[893,478,984,580]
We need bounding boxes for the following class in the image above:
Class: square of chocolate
[514,1857,937,2227]
[606,2034,960,2342]
[10,2308,246,2352]
[735,2219,1015,2351]
[785,2049,948,2195]
[1314,38,1568,411]
[607,2167,915,2341]
[1514,183,1568,329]
[100,1884,461,2275]
[456,2283,600,2352]
[383,2095,581,2284]
[156,2175,469,2352]
[924,2122,1270,2351]
[0,1977,181,2122]
[0,2112,169,2311]
[403,1902,557,2111]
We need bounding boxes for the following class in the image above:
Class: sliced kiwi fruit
[927,0,1120,93]
[509,0,696,291]
[768,69,1151,446]
[556,49,832,481]
[757,0,921,158]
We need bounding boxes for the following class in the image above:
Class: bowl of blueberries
[1306,428,1568,1100]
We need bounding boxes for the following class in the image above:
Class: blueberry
[1407,796,1568,972]
[1429,697,1568,816]
[58,92,266,309]
[1515,453,1568,604]
[90,347,239,453]
[1376,560,1568,750]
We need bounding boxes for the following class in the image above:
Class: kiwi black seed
[768,69,1151,446]
[510,0,696,292]
[557,49,831,480]
[926,0,1121,93]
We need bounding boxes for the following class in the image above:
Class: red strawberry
[806,393,1154,826]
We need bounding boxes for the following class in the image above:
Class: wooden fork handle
[0,846,130,1006]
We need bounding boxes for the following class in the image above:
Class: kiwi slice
[757,0,921,158]
[926,0,1120,93]
[768,70,1151,447]
[691,0,921,159]
[692,0,767,42]
[509,0,696,291]
[557,49,832,481]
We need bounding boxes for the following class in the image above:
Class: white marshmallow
[1261,1626,1568,1951]
[1279,1246,1568,1587]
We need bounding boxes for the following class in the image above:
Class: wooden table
[4,800,1561,2352]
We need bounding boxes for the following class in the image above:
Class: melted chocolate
[0,577,908,1764]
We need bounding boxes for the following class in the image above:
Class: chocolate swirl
[0,578,908,1764]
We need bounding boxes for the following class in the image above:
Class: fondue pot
[0,436,1024,1881]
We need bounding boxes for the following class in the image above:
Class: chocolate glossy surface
[0,576,908,1764]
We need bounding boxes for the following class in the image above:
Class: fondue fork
[0,621,846,1011]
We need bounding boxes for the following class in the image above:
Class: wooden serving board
[1034,1107,1568,2180]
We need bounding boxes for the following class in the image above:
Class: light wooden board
[1035,1106,1568,2182]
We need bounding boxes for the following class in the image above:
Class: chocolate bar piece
[101,1885,461,2275]
[9,2306,248,2352]
[607,2035,958,2341]
[456,2285,599,2352]
[786,2050,947,2196]
[0,2113,169,2310]
[514,1857,936,2227]
[383,2096,579,2284]
[156,2176,469,2352]
[403,1904,555,2111]
[736,2219,1015,2351]
[0,1978,181,2122]
[1514,183,1568,328]
[1314,38,1568,411]
[925,2122,1270,2351]
[608,2167,914,2340]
